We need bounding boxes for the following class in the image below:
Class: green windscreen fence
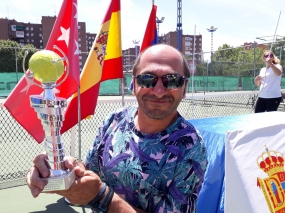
[0,72,24,97]
[188,76,239,92]
[1,72,285,97]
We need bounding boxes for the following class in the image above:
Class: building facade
[0,16,96,71]
[159,31,203,62]
[122,46,139,72]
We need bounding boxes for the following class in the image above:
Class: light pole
[239,51,246,89]
[133,40,140,58]
[207,26,218,75]
[156,16,165,40]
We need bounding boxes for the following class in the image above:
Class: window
[39,33,42,37]
[39,28,42,31]
[79,38,81,41]
[31,33,34,36]
[79,62,82,65]
[79,56,82,59]
[40,40,42,43]
[185,37,192,41]
[26,39,29,42]
[31,39,34,42]
[25,27,29,30]
[184,51,191,56]
[31,27,33,31]
[26,33,29,36]
[79,44,81,47]
[78,25,81,29]
[185,42,191,46]
[40,45,43,49]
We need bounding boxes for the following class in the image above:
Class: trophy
[23,45,76,192]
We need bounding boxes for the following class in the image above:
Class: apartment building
[159,31,203,62]
[0,16,96,71]
[122,46,140,72]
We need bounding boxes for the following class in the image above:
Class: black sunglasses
[133,73,188,89]
[264,54,273,58]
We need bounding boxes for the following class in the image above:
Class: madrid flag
[4,0,80,143]
[61,0,123,133]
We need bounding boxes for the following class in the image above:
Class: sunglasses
[133,73,188,89]
[264,54,273,58]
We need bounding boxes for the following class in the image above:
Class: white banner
[225,113,285,213]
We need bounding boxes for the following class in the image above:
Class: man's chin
[144,109,170,120]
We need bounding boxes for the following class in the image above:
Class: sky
[1,0,285,60]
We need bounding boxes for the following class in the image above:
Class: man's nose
[150,78,167,98]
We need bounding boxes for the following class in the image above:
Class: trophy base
[42,169,76,192]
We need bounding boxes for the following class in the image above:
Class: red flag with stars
[4,0,80,143]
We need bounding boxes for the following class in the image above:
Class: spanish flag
[61,0,122,133]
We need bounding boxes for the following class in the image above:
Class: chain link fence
[2,91,283,190]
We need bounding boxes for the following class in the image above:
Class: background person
[254,50,283,113]
[26,44,207,213]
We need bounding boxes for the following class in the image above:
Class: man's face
[133,45,187,120]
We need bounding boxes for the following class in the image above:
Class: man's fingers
[64,156,77,170]
[32,153,50,178]
[27,166,47,198]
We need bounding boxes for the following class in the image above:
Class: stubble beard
[138,95,180,120]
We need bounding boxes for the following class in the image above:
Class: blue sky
[1,0,285,60]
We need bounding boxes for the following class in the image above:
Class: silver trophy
[23,45,75,192]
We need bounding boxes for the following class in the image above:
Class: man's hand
[26,153,80,198]
[52,167,103,205]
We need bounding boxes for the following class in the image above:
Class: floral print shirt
[84,105,207,213]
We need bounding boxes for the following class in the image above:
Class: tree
[0,40,37,73]
[195,43,267,77]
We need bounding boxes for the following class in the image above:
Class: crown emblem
[257,146,285,176]
[257,146,285,212]
[96,31,108,46]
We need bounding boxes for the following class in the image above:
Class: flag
[140,4,158,53]
[61,0,122,133]
[4,0,80,143]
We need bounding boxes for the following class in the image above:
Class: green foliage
[0,40,38,73]
[195,43,276,77]
[271,37,285,68]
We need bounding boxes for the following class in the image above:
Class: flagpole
[191,25,196,118]
[77,86,82,161]
[121,78,125,107]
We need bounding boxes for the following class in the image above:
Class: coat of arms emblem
[257,146,285,213]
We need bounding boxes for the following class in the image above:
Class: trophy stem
[30,92,67,176]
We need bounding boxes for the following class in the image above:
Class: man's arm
[26,154,146,212]
[54,166,147,213]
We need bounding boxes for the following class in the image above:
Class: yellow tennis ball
[29,50,64,83]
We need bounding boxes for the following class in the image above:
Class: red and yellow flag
[61,0,122,133]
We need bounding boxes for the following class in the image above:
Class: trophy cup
[23,45,75,192]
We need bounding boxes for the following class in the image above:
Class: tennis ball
[29,50,64,83]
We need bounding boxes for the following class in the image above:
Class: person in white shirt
[254,50,283,113]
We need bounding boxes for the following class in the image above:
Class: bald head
[132,44,190,78]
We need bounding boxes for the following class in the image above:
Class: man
[27,44,207,213]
